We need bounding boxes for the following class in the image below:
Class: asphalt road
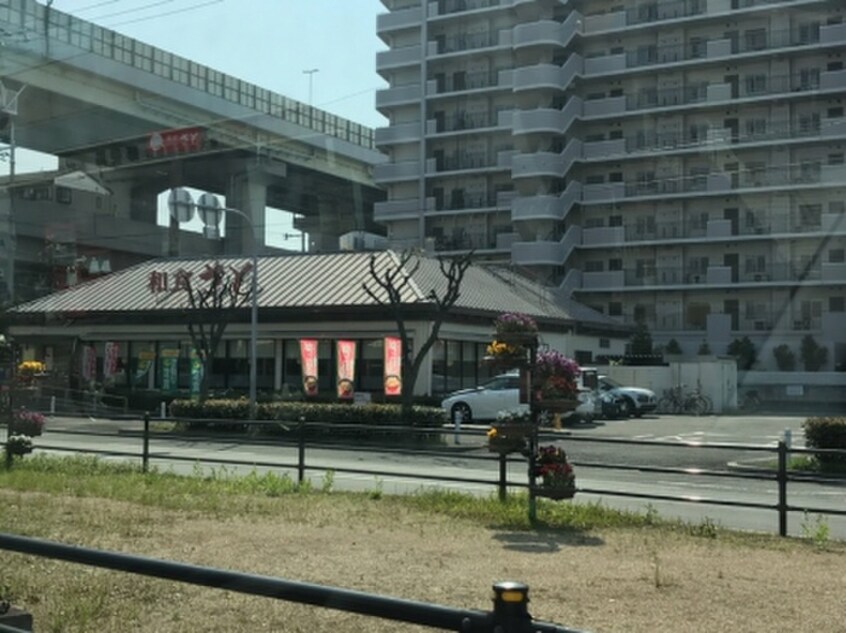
[10,413,846,541]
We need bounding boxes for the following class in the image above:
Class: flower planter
[483,354,527,371]
[493,332,538,347]
[532,482,576,500]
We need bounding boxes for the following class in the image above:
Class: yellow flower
[487,427,498,439]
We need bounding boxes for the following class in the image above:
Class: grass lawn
[1,455,844,632]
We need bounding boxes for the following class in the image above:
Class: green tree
[772,344,796,371]
[176,261,255,402]
[727,336,757,370]
[363,250,473,416]
[800,335,828,371]
[665,338,682,355]
[630,320,653,356]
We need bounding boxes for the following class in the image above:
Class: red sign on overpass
[146,127,204,156]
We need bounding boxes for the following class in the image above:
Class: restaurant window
[283,340,301,392]
[129,341,156,389]
[432,340,446,395]
[359,339,384,392]
[461,341,476,389]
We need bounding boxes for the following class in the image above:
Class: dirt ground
[1,490,845,633]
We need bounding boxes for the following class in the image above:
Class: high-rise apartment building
[374,0,846,377]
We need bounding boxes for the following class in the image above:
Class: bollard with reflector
[491,581,531,631]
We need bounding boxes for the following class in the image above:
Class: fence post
[297,416,306,486]
[777,440,788,537]
[160,401,167,420]
[142,412,150,474]
[491,581,532,633]
[498,453,507,502]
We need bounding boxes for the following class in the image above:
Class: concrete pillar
[225,170,268,255]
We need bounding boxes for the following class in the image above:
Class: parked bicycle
[738,389,762,412]
[657,384,712,416]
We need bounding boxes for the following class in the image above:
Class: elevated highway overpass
[0,0,385,277]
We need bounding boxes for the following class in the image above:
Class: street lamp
[167,188,260,420]
[302,68,319,106]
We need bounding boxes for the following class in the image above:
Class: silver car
[441,373,595,424]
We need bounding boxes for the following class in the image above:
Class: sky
[6,0,389,248]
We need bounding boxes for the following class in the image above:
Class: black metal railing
[0,533,583,633]
[3,414,845,539]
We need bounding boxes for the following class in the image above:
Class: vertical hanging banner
[81,345,97,383]
[300,339,319,397]
[190,350,203,397]
[160,349,180,392]
[103,342,120,381]
[336,340,356,400]
[384,336,402,396]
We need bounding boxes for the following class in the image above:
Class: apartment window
[599,338,611,349]
[828,153,845,165]
[745,74,767,94]
[609,215,623,227]
[829,249,845,263]
[585,174,605,185]
[799,204,822,226]
[608,172,623,182]
[799,112,820,133]
[56,187,72,204]
[799,161,821,183]
[609,258,623,271]
[744,255,765,273]
[609,129,623,140]
[745,161,766,186]
[745,118,767,139]
[585,261,605,272]
[690,37,705,58]
[799,67,820,90]
[828,107,845,118]
[584,217,605,228]
[635,259,655,278]
[797,22,820,44]
[831,296,845,313]
[744,28,766,51]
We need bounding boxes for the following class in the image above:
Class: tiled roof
[10,250,624,330]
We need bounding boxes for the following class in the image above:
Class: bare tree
[172,261,254,401]
[363,250,473,415]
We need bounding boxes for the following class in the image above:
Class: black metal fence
[3,414,845,538]
[0,533,584,633]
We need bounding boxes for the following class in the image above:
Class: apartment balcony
[434,191,503,212]
[582,270,626,290]
[375,83,423,110]
[429,0,505,18]
[373,159,422,183]
[431,29,512,56]
[374,197,432,221]
[512,54,582,92]
[374,121,421,147]
[510,182,581,223]
[428,109,507,134]
[511,226,580,266]
[426,68,513,96]
[512,12,582,51]
[511,140,581,179]
[376,45,422,73]
[376,5,422,38]
[429,149,513,174]
[512,96,585,135]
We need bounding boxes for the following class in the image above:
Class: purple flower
[494,312,538,334]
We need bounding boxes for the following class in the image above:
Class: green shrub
[803,417,846,466]
[169,398,447,438]
[727,336,757,370]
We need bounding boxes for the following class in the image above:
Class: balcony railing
[434,0,501,17]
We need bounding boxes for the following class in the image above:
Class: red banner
[336,340,356,400]
[300,339,318,397]
[384,336,402,396]
[104,342,120,380]
[147,127,204,156]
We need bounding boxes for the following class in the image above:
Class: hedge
[803,416,846,466]
[169,398,447,436]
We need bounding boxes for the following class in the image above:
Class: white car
[598,376,657,417]
[441,373,595,424]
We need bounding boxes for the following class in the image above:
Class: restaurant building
[5,250,631,399]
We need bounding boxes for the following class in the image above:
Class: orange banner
[300,339,318,397]
[384,336,402,396]
[336,340,356,400]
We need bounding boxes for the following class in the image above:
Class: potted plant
[11,408,45,437]
[487,409,532,454]
[533,444,576,500]
[4,435,34,463]
[492,312,538,346]
[484,340,528,369]
[535,349,580,412]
